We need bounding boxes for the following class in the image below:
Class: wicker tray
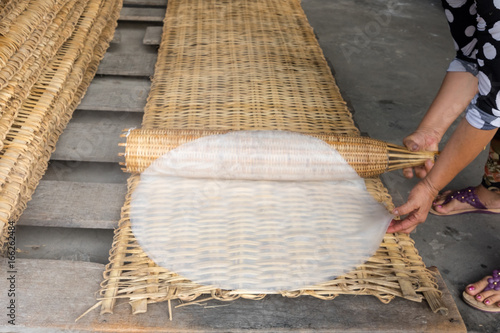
[95,0,446,317]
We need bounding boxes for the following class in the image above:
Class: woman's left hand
[387,179,438,233]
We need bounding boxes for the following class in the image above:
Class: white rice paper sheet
[131,131,393,292]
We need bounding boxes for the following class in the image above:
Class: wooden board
[77,76,149,112]
[52,115,142,163]
[97,53,156,77]
[18,181,126,229]
[123,0,167,6]
[0,259,466,332]
[111,29,121,44]
[119,7,165,22]
[143,26,162,45]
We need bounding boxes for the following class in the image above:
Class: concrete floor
[301,0,499,331]
[13,0,499,332]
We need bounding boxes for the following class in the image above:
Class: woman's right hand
[402,129,440,179]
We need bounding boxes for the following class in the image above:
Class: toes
[433,200,456,214]
[433,190,453,206]
[467,275,500,307]
[465,276,491,296]
[478,290,500,306]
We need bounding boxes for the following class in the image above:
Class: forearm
[416,71,478,140]
[423,118,497,194]
[389,119,497,233]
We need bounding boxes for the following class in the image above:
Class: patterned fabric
[442,0,500,130]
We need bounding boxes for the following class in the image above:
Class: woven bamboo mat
[0,0,31,36]
[0,0,122,248]
[97,0,446,316]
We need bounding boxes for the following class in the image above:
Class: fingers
[402,167,414,179]
[389,184,433,233]
[386,217,419,234]
[388,202,419,233]
[424,158,435,172]
[413,159,435,179]
[413,165,427,179]
[401,131,436,179]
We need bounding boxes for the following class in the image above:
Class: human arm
[388,118,497,233]
[402,71,478,178]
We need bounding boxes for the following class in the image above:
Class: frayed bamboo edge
[76,301,102,322]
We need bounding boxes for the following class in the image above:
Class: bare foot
[432,185,500,215]
[465,271,500,309]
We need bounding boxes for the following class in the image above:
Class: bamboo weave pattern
[98,0,446,316]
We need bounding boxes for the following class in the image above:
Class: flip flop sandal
[430,186,500,216]
[463,270,500,313]
[463,292,500,313]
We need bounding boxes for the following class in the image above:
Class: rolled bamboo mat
[120,128,437,177]
[0,0,122,248]
[96,0,447,317]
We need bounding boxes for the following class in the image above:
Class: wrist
[414,126,443,145]
[420,177,440,199]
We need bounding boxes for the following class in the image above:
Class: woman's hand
[387,178,439,233]
[402,129,440,179]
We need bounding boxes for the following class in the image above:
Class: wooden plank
[119,7,165,22]
[0,259,466,332]
[78,76,150,112]
[143,26,162,45]
[52,114,142,163]
[123,0,167,6]
[97,53,156,77]
[111,29,121,44]
[112,23,155,51]
[18,181,126,229]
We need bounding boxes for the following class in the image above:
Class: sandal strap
[441,186,488,210]
[484,270,500,291]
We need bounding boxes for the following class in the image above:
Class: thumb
[392,201,416,217]
[403,138,420,152]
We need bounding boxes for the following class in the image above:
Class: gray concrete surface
[13,0,499,332]
[302,0,499,331]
